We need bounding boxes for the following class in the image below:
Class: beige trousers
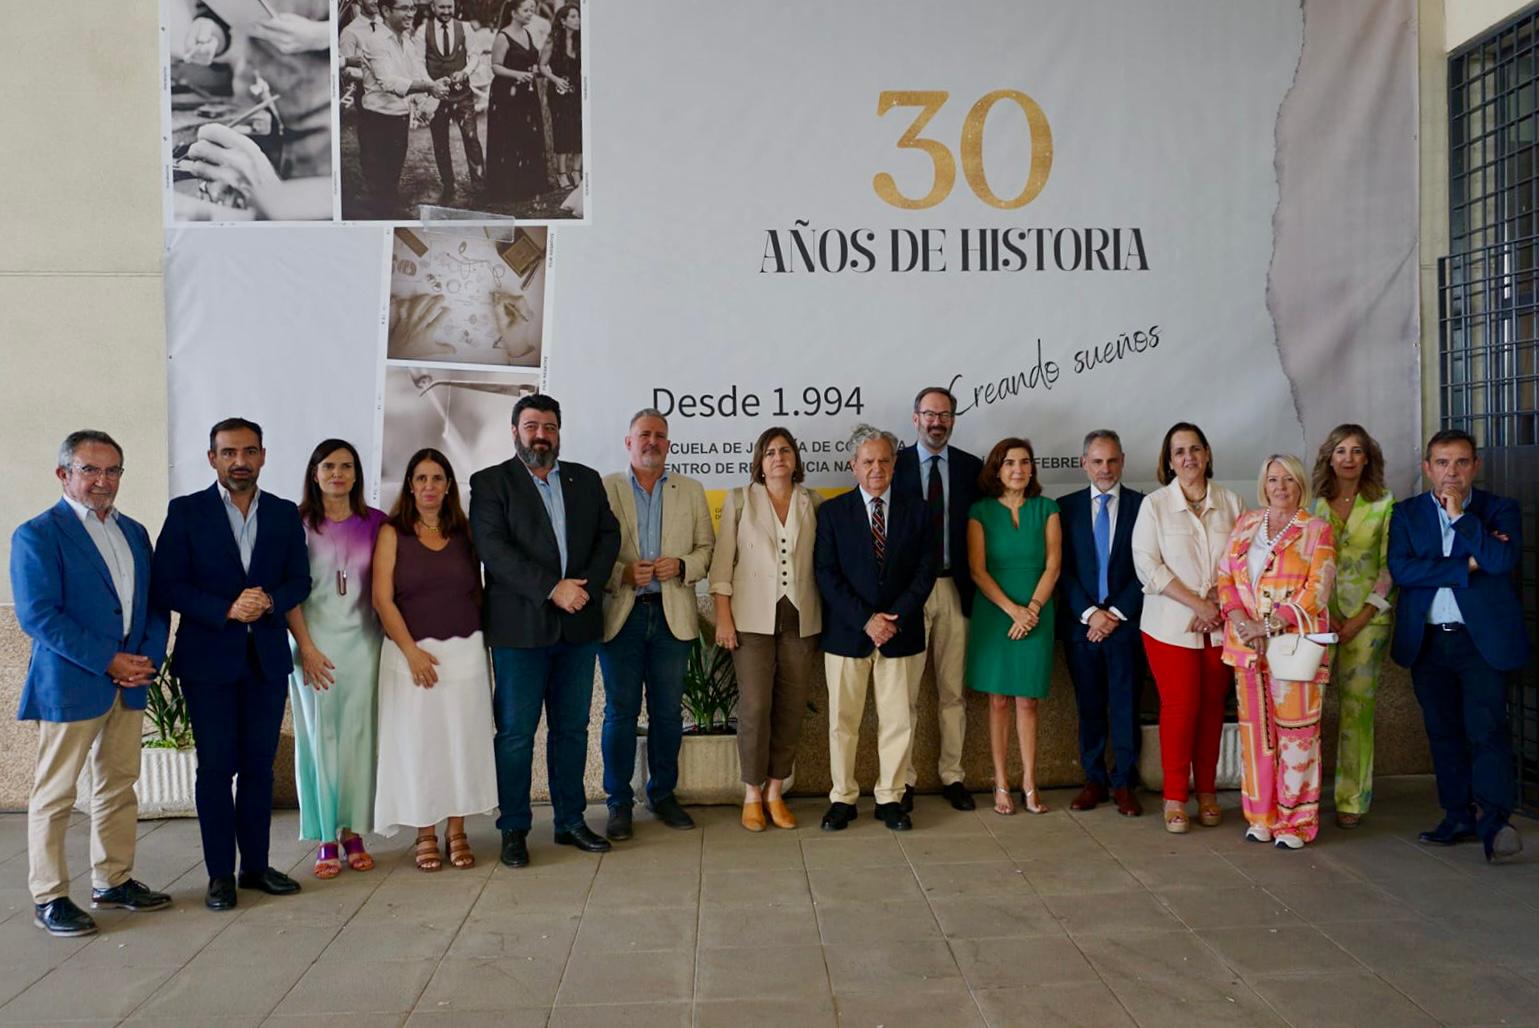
[28,693,143,903]
[825,650,924,805]
[907,577,969,786]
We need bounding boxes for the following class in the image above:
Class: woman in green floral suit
[1310,425,1395,829]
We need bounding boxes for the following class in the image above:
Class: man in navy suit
[153,418,312,909]
[1057,430,1146,816]
[11,431,173,937]
[892,386,982,812]
[1388,428,1529,863]
[815,424,936,832]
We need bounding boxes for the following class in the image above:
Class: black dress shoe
[1484,823,1523,863]
[91,879,171,912]
[205,876,237,911]
[500,830,530,868]
[820,802,858,831]
[553,824,612,853]
[875,802,913,832]
[606,807,634,841]
[941,782,976,811]
[1418,817,1478,846]
[648,795,696,830]
[237,867,301,895]
[901,784,915,813]
[34,897,97,937]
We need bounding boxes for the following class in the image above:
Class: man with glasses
[11,431,172,936]
[892,387,982,811]
[351,0,451,217]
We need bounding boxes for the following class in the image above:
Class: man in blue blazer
[1388,429,1530,863]
[892,386,983,812]
[11,431,172,936]
[815,424,936,832]
[1057,430,1146,817]
[152,418,312,909]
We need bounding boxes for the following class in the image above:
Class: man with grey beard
[470,395,620,868]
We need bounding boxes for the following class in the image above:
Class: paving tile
[700,867,810,906]
[547,1002,690,1027]
[554,947,695,1005]
[1318,918,1490,973]
[1099,974,1289,1027]
[815,899,940,945]
[414,952,569,1010]
[911,860,1035,902]
[701,837,805,871]
[949,935,1100,989]
[695,943,830,1000]
[445,910,581,959]
[1024,857,1143,896]
[806,865,923,905]
[60,911,228,966]
[471,876,594,914]
[1041,891,1184,936]
[832,983,986,1027]
[262,1014,408,1028]
[123,1017,262,1027]
[798,836,908,869]
[693,997,837,1028]
[698,900,821,948]
[1380,964,1539,1026]
[972,982,1138,1027]
[1074,930,1236,982]
[1195,924,1360,977]
[404,1010,548,1027]
[897,833,1008,864]
[929,896,1064,939]
[320,921,457,962]
[823,939,964,995]
[0,963,179,1021]
[268,957,438,1016]
[571,905,697,954]
[1220,849,1364,887]
[1248,970,1440,1027]
[119,956,310,1020]
[586,871,699,911]
[1274,880,1423,924]
[1116,852,1254,891]
[1157,885,1303,930]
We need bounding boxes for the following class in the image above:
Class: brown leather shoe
[1069,783,1108,811]
[765,797,797,830]
[1113,787,1143,817]
[741,801,767,832]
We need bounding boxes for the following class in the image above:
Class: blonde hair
[1256,453,1311,509]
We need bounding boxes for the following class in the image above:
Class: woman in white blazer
[709,427,822,832]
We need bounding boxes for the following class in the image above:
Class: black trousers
[1410,624,1515,838]
[430,92,484,188]
[183,644,288,879]
[1063,628,1144,789]
[357,108,410,218]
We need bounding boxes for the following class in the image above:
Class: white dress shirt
[915,443,952,571]
[1079,483,1128,625]
[1429,494,1466,624]
[859,486,893,530]
[360,26,430,116]
[219,485,261,574]
[62,496,134,637]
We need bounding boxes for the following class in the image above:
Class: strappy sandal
[414,834,442,872]
[445,831,476,869]
[1196,794,1222,827]
[1019,787,1049,815]
[313,842,342,879]
[993,785,1016,816]
[341,834,374,872]
[1164,805,1191,834]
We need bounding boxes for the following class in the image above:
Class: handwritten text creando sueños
[758,222,1148,274]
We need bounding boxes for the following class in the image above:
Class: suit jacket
[1216,510,1336,681]
[1057,485,1145,644]
[152,485,311,685]
[469,458,621,648]
[814,487,936,659]
[11,500,169,722]
[893,443,982,615]
[600,471,715,642]
[707,483,823,636]
[1387,489,1531,671]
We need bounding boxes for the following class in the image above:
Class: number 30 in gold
[873,89,1054,210]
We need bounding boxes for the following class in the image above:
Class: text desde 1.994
[652,385,865,419]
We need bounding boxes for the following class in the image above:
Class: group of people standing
[341,0,582,218]
[11,389,1529,939]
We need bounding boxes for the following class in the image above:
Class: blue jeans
[598,599,692,810]
[491,641,598,833]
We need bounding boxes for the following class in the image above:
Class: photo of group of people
[162,0,587,224]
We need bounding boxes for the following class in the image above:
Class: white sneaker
[1273,833,1304,850]
[1245,824,1272,843]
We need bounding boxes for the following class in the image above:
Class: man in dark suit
[1388,428,1530,863]
[152,418,311,910]
[422,0,484,202]
[11,431,173,936]
[1057,430,1145,816]
[815,424,936,832]
[892,386,982,812]
[470,395,622,868]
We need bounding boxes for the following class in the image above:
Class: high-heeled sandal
[1019,787,1048,815]
[445,831,475,869]
[1164,805,1191,834]
[313,842,342,879]
[1196,794,1222,827]
[992,786,1016,816]
[414,834,442,872]
[341,834,374,872]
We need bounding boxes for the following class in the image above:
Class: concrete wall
[1446,0,1534,50]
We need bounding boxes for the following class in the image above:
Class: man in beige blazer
[598,409,715,840]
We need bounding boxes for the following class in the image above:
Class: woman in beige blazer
[709,427,822,832]
[1130,422,1245,834]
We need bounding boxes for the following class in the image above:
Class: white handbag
[1263,600,1332,681]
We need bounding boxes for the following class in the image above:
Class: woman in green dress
[286,439,388,878]
[966,437,1062,815]
[1309,424,1394,829]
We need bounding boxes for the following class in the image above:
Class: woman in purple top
[287,439,387,878]
[371,449,496,871]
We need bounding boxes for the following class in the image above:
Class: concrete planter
[1137,722,1243,792]
[675,733,742,804]
[74,745,199,819]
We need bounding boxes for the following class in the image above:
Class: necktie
[871,496,886,567]
[927,455,944,570]
[1094,492,1111,604]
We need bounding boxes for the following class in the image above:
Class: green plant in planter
[681,635,738,735]
[143,663,194,750]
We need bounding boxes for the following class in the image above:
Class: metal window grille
[1441,5,1539,814]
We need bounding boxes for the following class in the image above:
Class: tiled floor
[0,776,1535,1026]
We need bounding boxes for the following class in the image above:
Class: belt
[1429,622,1465,633]
[635,592,663,604]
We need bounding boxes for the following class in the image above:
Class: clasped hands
[551,578,590,613]
[1085,608,1121,643]
[107,652,156,688]
[1007,601,1040,641]
[227,587,273,624]
[1185,594,1223,635]
[621,558,683,589]
[865,612,899,646]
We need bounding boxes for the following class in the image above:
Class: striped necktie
[871,496,887,566]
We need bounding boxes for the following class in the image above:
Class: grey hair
[847,423,899,456]
[1081,428,1123,455]
[57,430,123,469]
[628,407,668,432]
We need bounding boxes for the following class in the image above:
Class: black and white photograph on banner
[165,0,335,222]
[379,365,539,509]
[340,0,587,222]
[388,225,547,366]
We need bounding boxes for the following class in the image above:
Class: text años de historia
[759,222,1149,274]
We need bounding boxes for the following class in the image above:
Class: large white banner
[165,0,1420,502]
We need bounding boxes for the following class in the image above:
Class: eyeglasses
[916,411,955,423]
[71,464,124,480]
